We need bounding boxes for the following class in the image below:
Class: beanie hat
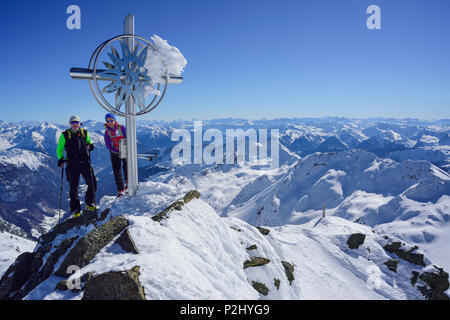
[105,113,116,122]
[69,115,81,123]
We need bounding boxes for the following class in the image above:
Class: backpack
[106,124,125,150]
[62,128,89,162]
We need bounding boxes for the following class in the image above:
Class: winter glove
[57,158,65,167]
[87,144,94,151]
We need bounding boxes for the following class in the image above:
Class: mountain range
[0,117,449,299]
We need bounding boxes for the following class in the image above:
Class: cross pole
[124,14,138,196]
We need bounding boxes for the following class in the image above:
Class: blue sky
[1,0,449,123]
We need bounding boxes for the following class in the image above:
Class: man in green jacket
[57,115,97,217]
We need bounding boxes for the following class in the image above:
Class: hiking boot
[73,211,82,218]
[117,190,125,198]
[85,204,98,211]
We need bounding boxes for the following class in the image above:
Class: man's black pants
[110,152,127,192]
[66,162,97,212]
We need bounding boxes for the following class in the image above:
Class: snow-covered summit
[0,184,447,300]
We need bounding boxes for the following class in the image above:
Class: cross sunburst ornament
[100,41,151,110]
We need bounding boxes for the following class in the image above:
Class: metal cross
[69,14,183,196]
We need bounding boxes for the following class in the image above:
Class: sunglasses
[107,119,115,123]
[70,121,80,124]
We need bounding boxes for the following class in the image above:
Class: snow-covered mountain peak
[225,150,449,231]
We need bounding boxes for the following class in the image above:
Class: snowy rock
[383,242,425,267]
[114,229,139,254]
[274,278,281,290]
[384,259,399,273]
[347,233,366,249]
[82,266,146,300]
[151,190,200,222]
[39,210,98,245]
[0,252,34,300]
[54,215,129,277]
[281,261,295,285]
[243,257,271,269]
[251,281,269,296]
[256,227,270,236]
[416,267,449,300]
[0,234,79,299]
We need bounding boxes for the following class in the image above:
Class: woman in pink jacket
[104,113,128,197]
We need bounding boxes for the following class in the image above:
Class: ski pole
[58,161,65,224]
[88,149,96,208]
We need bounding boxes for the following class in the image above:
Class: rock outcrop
[152,190,200,222]
[384,242,425,267]
[281,261,295,285]
[415,266,449,300]
[0,252,34,300]
[274,278,280,290]
[251,281,269,296]
[347,233,366,249]
[243,257,271,269]
[82,266,146,300]
[384,259,399,273]
[38,211,99,246]
[256,227,270,236]
[0,211,129,299]
[54,215,129,277]
[114,229,139,254]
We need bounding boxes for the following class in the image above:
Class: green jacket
[57,128,92,160]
